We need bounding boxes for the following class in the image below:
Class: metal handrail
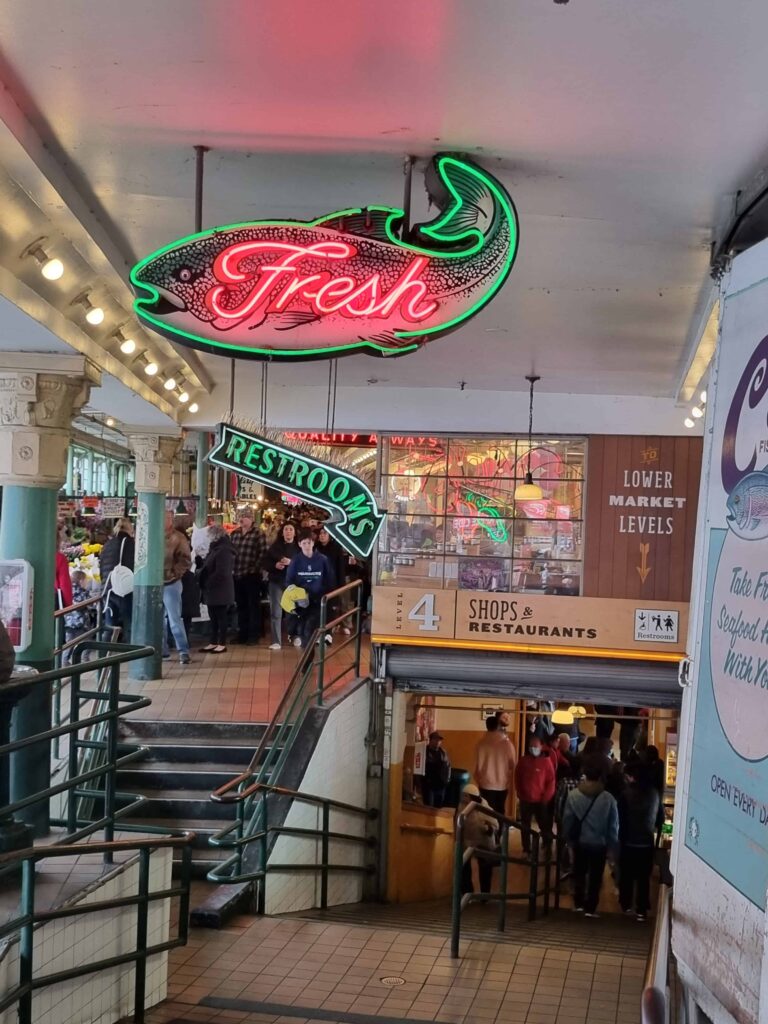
[641,884,672,1024]
[1,642,154,851]
[450,800,556,958]
[0,832,195,1024]
[207,582,365,887]
[53,593,107,755]
[208,780,373,906]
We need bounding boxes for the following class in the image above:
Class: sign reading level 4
[372,586,688,655]
[208,424,385,558]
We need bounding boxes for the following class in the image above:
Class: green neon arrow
[207,424,385,559]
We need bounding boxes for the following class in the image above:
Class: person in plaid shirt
[230,508,266,644]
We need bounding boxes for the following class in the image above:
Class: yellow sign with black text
[372,586,688,658]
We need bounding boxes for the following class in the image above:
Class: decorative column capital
[127,431,182,493]
[0,356,101,488]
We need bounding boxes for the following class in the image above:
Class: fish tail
[413,154,518,254]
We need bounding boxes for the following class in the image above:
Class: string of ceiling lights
[683,389,707,429]
[20,235,199,415]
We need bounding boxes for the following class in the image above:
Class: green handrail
[206,581,367,887]
[0,832,195,1024]
[1,641,155,854]
[450,801,559,958]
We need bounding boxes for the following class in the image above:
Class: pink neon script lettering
[204,240,439,324]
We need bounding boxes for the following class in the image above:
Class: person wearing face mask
[515,737,556,858]
[262,520,299,650]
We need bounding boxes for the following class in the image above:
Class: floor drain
[380,976,406,987]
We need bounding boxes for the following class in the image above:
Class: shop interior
[377,436,585,594]
[388,691,677,910]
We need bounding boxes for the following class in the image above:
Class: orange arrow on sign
[636,543,651,584]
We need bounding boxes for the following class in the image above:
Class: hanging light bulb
[514,375,544,502]
[85,306,105,326]
[684,417,695,429]
[106,417,115,427]
[144,360,158,376]
[691,406,703,419]
[120,337,136,355]
[22,238,65,281]
[178,391,189,403]
[700,389,707,404]
[164,377,177,391]
[188,402,199,413]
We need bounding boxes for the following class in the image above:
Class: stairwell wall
[264,683,371,914]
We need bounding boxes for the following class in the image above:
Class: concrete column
[128,432,182,681]
[0,355,100,837]
[65,444,74,495]
[195,431,209,527]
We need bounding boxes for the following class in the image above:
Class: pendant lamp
[514,375,544,501]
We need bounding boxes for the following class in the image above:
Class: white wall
[0,848,171,1024]
[264,683,371,914]
[193,385,695,437]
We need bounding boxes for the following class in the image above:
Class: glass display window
[377,434,586,595]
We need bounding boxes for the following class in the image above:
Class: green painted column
[195,431,209,527]
[129,490,165,680]
[0,485,57,837]
[0,355,100,839]
[127,432,182,682]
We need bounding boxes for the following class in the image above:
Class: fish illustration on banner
[130,155,518,361]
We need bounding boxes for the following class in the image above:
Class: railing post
[18,856,35,1024]
[53,616,64,759]
[497,824,508,933]
[258,794,268,914]
[320,801,330,910]
[542,835,552,916]
[134,846,150,1024]
[528,832,539,922]
[450,817,464,959]
[67,664,81,835]
[354,583,362,677]
[554,837,562,911]
[316,599,327,706]
[179,843,192,944]
[103,662,120,862]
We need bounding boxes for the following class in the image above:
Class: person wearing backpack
[99,518,135,640]
[562,763,619,917]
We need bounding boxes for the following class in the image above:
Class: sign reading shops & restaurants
[208,423,385,558]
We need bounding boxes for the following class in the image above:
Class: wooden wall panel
[583,435,703,601]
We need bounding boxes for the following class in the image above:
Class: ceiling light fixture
[700,389,708,404]
[106,417,115,427]
[188,402,199,414]
[178,391,189,404]
[684,417,695,429]
[164,377,177,391]
[21,237,65,281]
[120,338,136,354]
[72,291,105,327]
[143,359,159,377]
[514,375,544,502]
[691,406,704,419]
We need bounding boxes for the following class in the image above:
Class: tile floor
[123,636,369,723]
[140,913,645,1024]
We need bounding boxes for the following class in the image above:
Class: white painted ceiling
[0,0,763,414]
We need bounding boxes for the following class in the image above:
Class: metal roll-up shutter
[386,646,682,708]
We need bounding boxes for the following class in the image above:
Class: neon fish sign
[130,155,518,361]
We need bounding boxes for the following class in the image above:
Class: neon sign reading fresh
[208,424,385,558]
[130,155,518,361]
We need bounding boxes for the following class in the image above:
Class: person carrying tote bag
[100,518,135,640]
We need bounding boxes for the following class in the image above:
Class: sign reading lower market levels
[208,424,385,558]
[130,155,518,362]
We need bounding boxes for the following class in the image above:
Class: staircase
[116,719,269,878]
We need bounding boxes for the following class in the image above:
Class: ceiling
[0,0,763,419]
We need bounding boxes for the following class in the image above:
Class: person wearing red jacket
[515,736,556,857]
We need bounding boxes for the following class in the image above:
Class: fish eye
[177,267,194,283]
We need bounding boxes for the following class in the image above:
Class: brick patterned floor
[140,914,645,1024]
[123,636,370,723]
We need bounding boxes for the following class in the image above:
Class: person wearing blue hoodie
[562,763,619,918]
[285,529,336,649]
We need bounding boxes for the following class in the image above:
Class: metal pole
[354,586,363,677]
[320,802,330,909]
[528,832,539,921]
[402,156,414,239]
[317,598,327,706]
[450,816,464,959]
[134,846,150,1024]
[258,794,268,914]
[104,661,119,861]
[18,857,35,1024]
[497,824,508,932]
[194,145,208,234]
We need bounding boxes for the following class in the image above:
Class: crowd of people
[423,708,665,921]
[88,508,370,662]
